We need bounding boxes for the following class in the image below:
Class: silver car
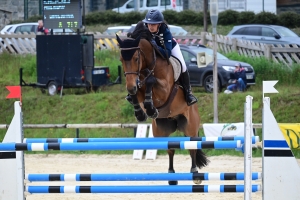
[226,24,300,46]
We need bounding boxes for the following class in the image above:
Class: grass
[0,41,299,158]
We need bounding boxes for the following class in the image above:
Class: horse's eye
[135,57,139,62]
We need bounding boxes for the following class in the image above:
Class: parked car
[0,23,74,34]
[103,26,131,35]
[226,24,300,46]
[127,24,202,45]
[127,24,188,35]
[112,0,183,13]
[180,45,256,93]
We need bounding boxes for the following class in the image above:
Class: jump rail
[23,136,260,144]
[25,172,262,182]
[25,185,262,194]
[0,140,242,151]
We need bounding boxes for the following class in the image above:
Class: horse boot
[181,71,198,106]
[125,94,133,105]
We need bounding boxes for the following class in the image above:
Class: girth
[156,83,179,118]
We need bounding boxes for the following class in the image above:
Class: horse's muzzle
[127,85,137,95]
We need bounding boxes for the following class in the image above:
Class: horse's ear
[116,34,123,46]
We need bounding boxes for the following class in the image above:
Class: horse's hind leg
[189,149,209,184]
[177,110,209,184]
[153,118,178,185]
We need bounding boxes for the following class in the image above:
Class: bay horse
[116,22,209,185]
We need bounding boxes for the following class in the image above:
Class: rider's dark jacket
[151,23,177,58]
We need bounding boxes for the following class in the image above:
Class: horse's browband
[120,47,140,51]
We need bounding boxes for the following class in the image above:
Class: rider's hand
[150,39,158,48]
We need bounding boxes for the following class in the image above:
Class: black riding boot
[181,71,198,106]
[125,94,133,105]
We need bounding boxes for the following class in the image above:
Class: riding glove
[150,39,159,48]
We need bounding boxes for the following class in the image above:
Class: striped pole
[0,141,242,151]
[26,185,262,193]
[23,136,260,144]
[25,172,262,182]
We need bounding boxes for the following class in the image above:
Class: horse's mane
[127,21,165,59]
[127,21,153,41]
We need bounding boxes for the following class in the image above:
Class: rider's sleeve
[156,29,173,58]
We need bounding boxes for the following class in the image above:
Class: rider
[126,9,197,106]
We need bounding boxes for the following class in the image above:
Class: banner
[203,123,254,137]
[278,123,300,149]
[204,123,300,150]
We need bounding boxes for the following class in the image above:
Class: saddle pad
[169,56,182,82]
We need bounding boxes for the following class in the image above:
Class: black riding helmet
[142,9,164,24]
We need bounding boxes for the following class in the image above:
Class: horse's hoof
[193,179,202,184]
[168,180,178,185]
[135,113,147,122]
[190,168,202,184]
[168,169,177,185]
[147,108,158,119]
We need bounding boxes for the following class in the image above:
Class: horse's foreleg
[167,149,178,185]
[143,75,158,119]
[131,95,147,122]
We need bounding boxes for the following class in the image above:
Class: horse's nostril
[127,86,137,95]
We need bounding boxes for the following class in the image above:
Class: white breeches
[171,43,187,72]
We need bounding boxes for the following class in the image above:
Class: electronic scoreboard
[43,0,82,29]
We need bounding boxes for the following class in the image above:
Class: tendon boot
[181,71,198,106]
[125,94,133,105]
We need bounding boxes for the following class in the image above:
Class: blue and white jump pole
[23,136,260,144]
[0,140,242,151]
[25,185,262,194]
[25,172,262,182]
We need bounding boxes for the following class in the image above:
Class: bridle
[120,44,157,88]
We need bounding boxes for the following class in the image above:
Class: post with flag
[6,86,22,103]
[263,81,278,102]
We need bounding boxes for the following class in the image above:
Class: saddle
[152,45,182,82]
[169,56,182,82]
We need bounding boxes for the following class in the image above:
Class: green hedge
[84,10,300,28]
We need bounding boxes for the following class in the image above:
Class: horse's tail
[196,149,210,169]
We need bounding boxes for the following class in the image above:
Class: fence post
[200,32,207,46]
[264,44,272,60]
[76,128,79,138]
[232,38,237,52]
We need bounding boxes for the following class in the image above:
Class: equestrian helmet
[142,10,164,24]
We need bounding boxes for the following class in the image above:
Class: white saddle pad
[169,56,182,81]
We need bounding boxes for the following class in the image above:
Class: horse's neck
[140,39,154,67]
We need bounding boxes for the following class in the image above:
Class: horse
[116,21,209,185]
